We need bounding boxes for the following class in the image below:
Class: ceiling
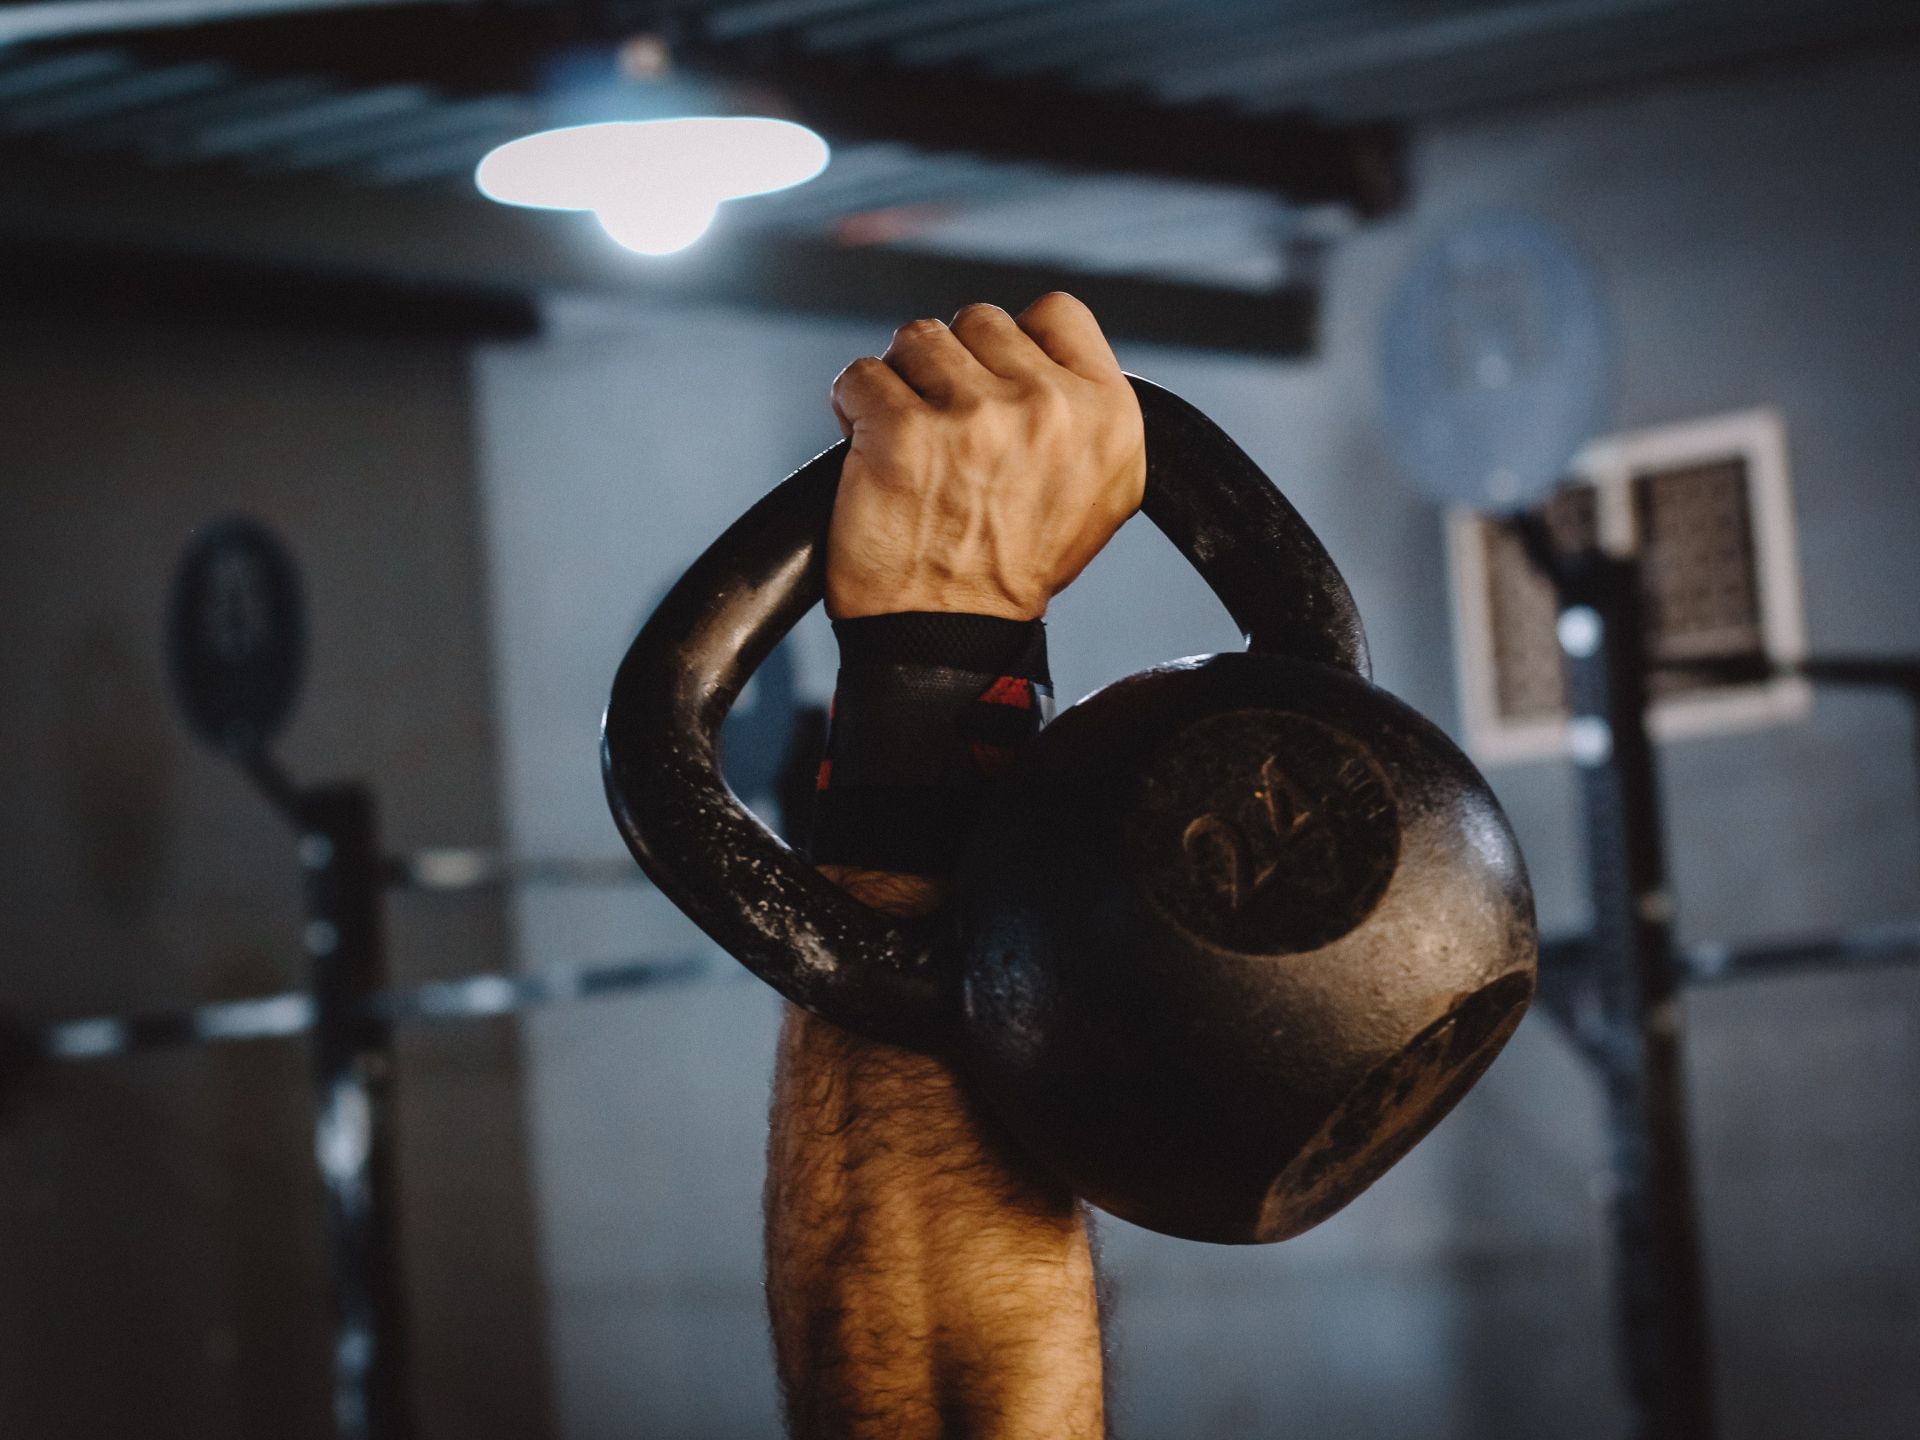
[1,0,1914,351]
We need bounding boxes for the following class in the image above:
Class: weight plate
[1380,215,1610,510]
[166,516,306,756]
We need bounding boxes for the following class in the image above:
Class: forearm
[765,867,1104,1440]
[765,293,1136,1438]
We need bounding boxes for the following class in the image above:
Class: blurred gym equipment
[1384,217,1920,1439]
[1,517,822,1440]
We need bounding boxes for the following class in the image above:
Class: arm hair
[763,865,1107,1440]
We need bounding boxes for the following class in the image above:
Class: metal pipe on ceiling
[1144,0,1678,102]
[699,0,887,43]
[0,0,468,48]
[270,93,529,170]
[0,60,228,130]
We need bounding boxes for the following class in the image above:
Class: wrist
[826,578,1045,623]
[809,612,1052,876]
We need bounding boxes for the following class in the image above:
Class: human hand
[825,292,1145,621]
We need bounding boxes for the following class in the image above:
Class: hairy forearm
[765,866,1105,1440]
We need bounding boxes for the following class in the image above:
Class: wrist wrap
[809,612,1053,875]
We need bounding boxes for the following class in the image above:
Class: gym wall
[2,27,1914,1440]
[472,38,1920,1440]
[0,314,555,1439]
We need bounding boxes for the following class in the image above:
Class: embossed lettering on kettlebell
[1180,757,1322,910]
[1130,710,1401,956]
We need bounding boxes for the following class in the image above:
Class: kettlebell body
[603,376,1537,1244]
[952,653,1534,1242]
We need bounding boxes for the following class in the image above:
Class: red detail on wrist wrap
[978,675,1035,709]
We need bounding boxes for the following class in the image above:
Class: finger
[1015,291,1125,382]
[880,317,990,401]
[949,302,1050,379]
[831,355,920,437]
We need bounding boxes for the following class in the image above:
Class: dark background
[1,2,1916,1436]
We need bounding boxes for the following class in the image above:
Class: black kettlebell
[603,377,1536,1244]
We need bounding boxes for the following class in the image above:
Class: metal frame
[1522,515,1920,1440]
[0,536,824,1440]
[1,749,723,1440]
[1531,541,1716,1440]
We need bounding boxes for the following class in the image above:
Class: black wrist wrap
[809,612,1053,876]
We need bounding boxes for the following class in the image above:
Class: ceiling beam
[109,5,1403,213]
[665,25,1408,215]
[0,139,1316,355]
[0,236,542,338]
[0,0,465,46]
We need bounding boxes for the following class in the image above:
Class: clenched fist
[825,292,1146,621]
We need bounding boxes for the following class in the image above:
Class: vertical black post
[297,784,413,1440]
[1555,554,1715,1440]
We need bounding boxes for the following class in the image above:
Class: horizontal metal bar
[0,59,227,130]
[18,954,707,1062]
[801,0,1051,53]
[379,956,708,1023]
[995,0,1366,86]
[1153,0,1676,104]
[1237,0,1920,120]
[1542,921,1920,997]
[746,167,1047,230]
[188,83,435,158]
[0,47,129,101]
[0,0,467,47]
[1682,921,1920,985]
[138,77,339,160]
[354,128,510,184]
[385,849,647,893]
[1653,654,1920,697]
[37,991,317,1059]
[68,73,330,150]
[905,0,1183,71]
[701,0,884,43]
[266,93,528,171]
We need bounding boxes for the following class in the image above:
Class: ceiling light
[475,117,829,257]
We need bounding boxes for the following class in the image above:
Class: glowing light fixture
[475,117,829,256]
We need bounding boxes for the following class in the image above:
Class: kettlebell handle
[602,376,1369,1049]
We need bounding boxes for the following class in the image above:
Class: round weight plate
[166,516,306,756]
[1380,216,1610,510]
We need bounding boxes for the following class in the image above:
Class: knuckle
[833,355,883,391]
[951,302,1008,328]
[894,317,945,341]
[1024,289,1086,321]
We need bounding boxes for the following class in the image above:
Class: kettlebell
[603,376,1536,1244]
